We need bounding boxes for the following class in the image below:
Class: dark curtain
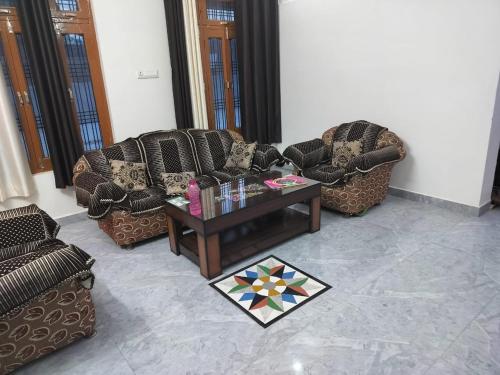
[164,0,194,129]
[17,0,83,188]
[235,0,281,144]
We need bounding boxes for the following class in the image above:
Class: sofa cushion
[331,140,363,168]
[302,165,345,185]
[127,187,168,215]
[210,168,258,183]
[161,172,196,195]
[187,129,235,174]
[224,141,257,170]
[138,130,200,186]
[333,120,387,154]
[110,160,148,192]
[82,138,143,180]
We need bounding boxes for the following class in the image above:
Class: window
[197,0,241,131]
[0,0,112,173]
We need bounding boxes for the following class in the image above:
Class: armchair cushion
[0,244,94,316]
[333,120,387,154]
[74,171,127,219]
[331,140,363,168]
[346,145,401,173]
[283,139,329,171]
[251,144,284,172]
[0,205,59,250]
[302,165,346,186]
[127,187,168,215]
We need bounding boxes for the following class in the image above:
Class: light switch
[138,69,160,79]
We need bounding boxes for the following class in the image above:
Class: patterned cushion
[187,129,236,174]
[137,130,200,187]
[282,139,328,170]
[224,141,257,170]
[127,187,168,215]
[331,140,363,168]
[161,171,195,195]
[109,160,147,192]
[332,120,387,154]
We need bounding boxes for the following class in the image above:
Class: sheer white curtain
[0,69,34,202]
[183,0,209,129]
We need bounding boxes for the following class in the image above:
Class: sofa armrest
[283,139,329,171]
[0,205,60,250]
[346,145,401,173]
[74,171,128,219]
[251,144,285,172]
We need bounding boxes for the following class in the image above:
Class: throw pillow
[224,141,257,170]
[331,140,363,168]
[161,172,196,195]
[109,160,147,192]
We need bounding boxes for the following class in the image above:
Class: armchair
[0,205,95,374]
[283,120,405,215]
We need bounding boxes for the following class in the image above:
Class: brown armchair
[283,120,405,215]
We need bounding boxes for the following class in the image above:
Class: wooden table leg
[167,216,182,255]
[197,233,221,279]
[309,196,321,233]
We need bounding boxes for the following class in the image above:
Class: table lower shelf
[178,208,310,270]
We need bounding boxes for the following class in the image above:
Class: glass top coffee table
[164,171,321,279]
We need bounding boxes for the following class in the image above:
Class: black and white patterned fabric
[74,172,127,219]
[282,138,329,171]
[332,120,387,154]
[345,145,401,173]
[210,168,259,184]
[302,165,346,186]
[251,144,285,172]
[81,138,143,180]
[126,187,168,215]
[187,129,235,174]
[138,130,200,186]
[0,205,60,250]
[224,141,257,170]
[0,239,66,263]
[0,244,94,316]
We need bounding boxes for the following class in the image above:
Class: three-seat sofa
[73,129,284,247]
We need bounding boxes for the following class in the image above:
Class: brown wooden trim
[48,0,91,22]
[309,196,321,233]
[166,216,182,255]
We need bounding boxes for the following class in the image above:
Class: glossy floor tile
[17,196,500,375]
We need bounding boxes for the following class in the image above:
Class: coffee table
[164,171,321,279]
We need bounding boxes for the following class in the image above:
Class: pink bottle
[188,179,202,216]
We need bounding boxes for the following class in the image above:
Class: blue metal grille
[0,38,28,157]
[16,33,50,158]
[63,33,104,151]
[56,0,78,12]
[230,39,240,128]
[209,38,227,130]
[206,0,235,22]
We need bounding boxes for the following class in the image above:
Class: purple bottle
[188,179,202,215]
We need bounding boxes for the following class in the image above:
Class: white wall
[0,0,176,218]
[280,0,500,208]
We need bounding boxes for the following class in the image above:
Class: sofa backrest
[187,129,236,174]
[82,138,143,179]
[137,130,200,186]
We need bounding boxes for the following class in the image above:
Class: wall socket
[137,70,160,79]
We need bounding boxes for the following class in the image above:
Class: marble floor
[17,196,500,375]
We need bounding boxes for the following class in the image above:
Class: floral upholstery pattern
[161,172,196,195]
[109,160,147,192]
[224,141,257,170]
[331,140,363,168]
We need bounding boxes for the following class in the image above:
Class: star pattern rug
[210,255,331,328]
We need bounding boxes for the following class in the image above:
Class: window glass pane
[0,0,16,8]
[0,38,28,157]
[63,33,104,151]
[229,39,240,128]
[208,38,227,130]
[16,33,50,158]
[55,0,78,12]
[206,0,235,22]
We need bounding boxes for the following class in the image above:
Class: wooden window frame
[197,0,239,131]
[0,0,112,174]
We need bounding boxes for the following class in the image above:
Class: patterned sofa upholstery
[283,120,405,215]
[73,129,284,247]
[0,205,95,374]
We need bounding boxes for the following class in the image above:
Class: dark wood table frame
[166,183,321,280]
